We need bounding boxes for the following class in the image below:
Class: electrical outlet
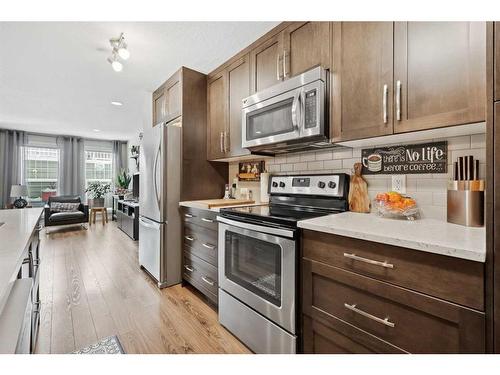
[392,175,406,194]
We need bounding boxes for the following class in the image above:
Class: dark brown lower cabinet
[302,258,485,353]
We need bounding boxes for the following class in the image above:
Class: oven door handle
[217,216,295,239]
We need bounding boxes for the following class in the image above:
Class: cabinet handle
[184,214,194,218]
[184,265,194,272]
[220,132,224,153]
[223,131,229,153]
[344,303,395,328]
[276,54,281,80]
[383,84,388,124]
[184,235,195,241]
[201,217,214,223]
[202,243,216,250]
[396,80,402,121]
[201,276,215,286]
[283,50,288,79]
[343,252,394,269]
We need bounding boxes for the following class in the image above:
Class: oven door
[218,217,296,334]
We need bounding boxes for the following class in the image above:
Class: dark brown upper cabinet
[283,22,331,78]
[331,22,394,141]
[249,32,283,94]
[207,71,228,160]
[152,70,181,126]
[393,22,486,133]
[227,55,251,158]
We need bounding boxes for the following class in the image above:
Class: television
[132,173,139,200]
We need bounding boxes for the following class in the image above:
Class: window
[23,146,60,205]
[85,150,113,187]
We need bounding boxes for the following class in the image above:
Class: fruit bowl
[374,192,420,221]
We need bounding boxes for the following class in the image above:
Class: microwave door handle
[291,91,301,130]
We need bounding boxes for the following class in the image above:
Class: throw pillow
[51,202,80,213]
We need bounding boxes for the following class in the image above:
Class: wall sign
[361,141,448,175]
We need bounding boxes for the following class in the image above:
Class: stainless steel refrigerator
[139,118,182,288]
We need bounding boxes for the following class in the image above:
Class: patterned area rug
[72,335,125,354]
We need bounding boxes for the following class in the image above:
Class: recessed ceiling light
[93,129,101,132]
[111,101,123,106]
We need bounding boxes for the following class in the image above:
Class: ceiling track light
[107,32,130,72]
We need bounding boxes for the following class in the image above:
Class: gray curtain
[113,140,128,186]
[57,136,85,198]
[0,129,26,208]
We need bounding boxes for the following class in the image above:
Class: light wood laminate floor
[35,222,250,354]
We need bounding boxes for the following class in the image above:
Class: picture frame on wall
[238,161,264,182]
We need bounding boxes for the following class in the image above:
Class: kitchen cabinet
[207,55,251,160]
[249,22,331,94]
[331,22,394,141]
[181,207,219,305]
[495,22,500,101]
[301,230,486,354]
[207,71,228,160]
[393,22,486,133]
[152,70,181,126]
[283,22,331,78]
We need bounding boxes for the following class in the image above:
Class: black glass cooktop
[219,204,342,228]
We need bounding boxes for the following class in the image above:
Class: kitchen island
[0,207,43,353]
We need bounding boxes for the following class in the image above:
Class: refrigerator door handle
[153,141,161,212]
[139,216,160,230]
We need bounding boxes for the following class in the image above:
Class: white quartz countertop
[0,208,43,311]
[179,200,266,212]
[297,212,486,262]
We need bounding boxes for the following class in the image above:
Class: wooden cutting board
[194,199,255,208]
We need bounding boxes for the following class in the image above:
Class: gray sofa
[44,196,89,230]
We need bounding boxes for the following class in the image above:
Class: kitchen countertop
[297,212,486,262]
[179,200,266,212]
[0,208,43,312]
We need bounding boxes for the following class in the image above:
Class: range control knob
[317,181,326,189]
[272,181,278,188]
[279,181,286,188]
[328,181,337,189]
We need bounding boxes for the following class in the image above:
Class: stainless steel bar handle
[276,54,281,80]
[184,235,195,241]
[344,303,395,328]
[396,80,402,121]
[220,132,224,153]
[223,131,229,153]
[201,217,214,223]
[201,276,215,286]
[383,84,388,124]
[184,214,194,218]
[283,50,288,78]
[291,90,301,129]
[343,252,394,269]
[202,243,216,250]
[184,265,194,272]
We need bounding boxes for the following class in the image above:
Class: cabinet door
[331,22,394,141]
[165,72,182,121]
[250,32,283,93]
[207,71,228,160]
[152,86,166,126]
[394,22,486,133]
[227,55,251,157]
[283,22,331,78]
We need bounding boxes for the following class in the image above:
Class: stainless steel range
[217,173,350,354]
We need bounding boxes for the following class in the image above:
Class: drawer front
[302,230,484,311]
[181,207,218,231]
[302,315,405,354]
[183,224,218,266]
[302,259,485,353]
[183,251,218,304]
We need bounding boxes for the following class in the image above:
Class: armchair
[44,196,89,231]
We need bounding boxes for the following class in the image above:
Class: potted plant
[86,181,111,207]
[116,169,131,194]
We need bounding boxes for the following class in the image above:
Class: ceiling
[0,22,279,141]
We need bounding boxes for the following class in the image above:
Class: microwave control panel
[304,89,317,129]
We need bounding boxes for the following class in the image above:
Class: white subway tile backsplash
[229,134,486,220]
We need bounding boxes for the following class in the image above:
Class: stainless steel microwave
[241,66,327,154]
